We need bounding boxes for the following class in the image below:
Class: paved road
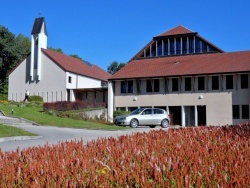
[0,116,167,153]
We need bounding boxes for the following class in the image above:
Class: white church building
[8,17,111,104]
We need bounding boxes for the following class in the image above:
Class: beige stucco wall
[112,75,250,126]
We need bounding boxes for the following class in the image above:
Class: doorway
[197,105,206,125]
[169,106,182,125]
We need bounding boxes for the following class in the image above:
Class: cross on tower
[38,11,42,17]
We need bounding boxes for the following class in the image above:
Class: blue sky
[1,0,249,70]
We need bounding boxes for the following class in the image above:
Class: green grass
[0,124,37,137]
[0,103,127,130]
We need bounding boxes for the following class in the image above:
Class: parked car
[114,108,170,128]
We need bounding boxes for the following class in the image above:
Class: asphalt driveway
[0,117,167,153]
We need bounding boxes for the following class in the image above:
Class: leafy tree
[107,61,126,75]
[48,47,64,53]
[70,54,82,60]
[0,26,30,94]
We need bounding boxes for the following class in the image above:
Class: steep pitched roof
[157,25,195,37]
[42,49,111,81]
[109,51,250,80]
[31,17,47,35]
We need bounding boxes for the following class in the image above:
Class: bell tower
[30,17,47,81]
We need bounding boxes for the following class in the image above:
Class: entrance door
[169,106,182,125]
[184,106,195,126]
[67,89,70,101]
[197,105,206,125]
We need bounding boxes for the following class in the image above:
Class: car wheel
[161,119,169,128]
[149,125,156,128]
[130,119,138,128]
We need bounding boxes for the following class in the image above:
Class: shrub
[0,124,249,187]
[29,95,43,102]
[113,110,130,119]
[43,100,105,111]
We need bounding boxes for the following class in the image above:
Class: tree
[48,47,64,53]
[0,26,30,94]
[107,61,126,75]
[70,54,82,60]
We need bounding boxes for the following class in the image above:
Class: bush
[43,100,105,112]
[29,95,43,102]
[0,124,249,187]
[113,110,130,119]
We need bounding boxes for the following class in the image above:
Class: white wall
[8,53,67,102]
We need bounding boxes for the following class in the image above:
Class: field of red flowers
[0,124,249,187]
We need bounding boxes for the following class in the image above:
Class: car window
[142,109,152,115]
[153,109,163,114]
[131,109,144,115]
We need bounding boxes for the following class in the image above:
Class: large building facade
[108,26,250,126]
[8,17,110,104]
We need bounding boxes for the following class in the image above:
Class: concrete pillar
[108,81,114,122]
[181,106,185,127]
[195,105,198,126]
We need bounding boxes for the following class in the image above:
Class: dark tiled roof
[109,51,250,80]
[42,49,111,81]
[157,25,194,37]
[31,17,48,35]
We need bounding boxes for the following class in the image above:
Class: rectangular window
[176,38,181,54]
[146,79,159,92]
[154,79,160,92]
[121,81,133,93]
[212,76,219,90]
[242,105,249,119]
[68,76,72,83]
[170,39,174,55]
[198,77,205,90]
[189,37,194,53]
[172,78,179,91]
[241,74,248,89]
[226,75,234,89]
[182,38,188,54]
[127,81,133,93]
[233,105,240,119]
[146,80,152,92]
[185,77,192,91]
[121,81,127,93]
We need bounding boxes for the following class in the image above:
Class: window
[176,38,181,54]
[68,76,72,83]
[170,39,174,55]
[142,109,152,115]
[157,40,162,56]
[189,37,194,53]
[153,108,164,114]
[154,79,160,92]
[128,81,133,93]
[212,76,219,90]
[172,78,179,91]
[182,37,188,54]
[198,77,205,90]
[233,105,240,119]
[241,74,248,89]
[242,105,249,119]
[226,75,234,89]
[185,77,192,91]
[121,81,127,93]
[146,79,159,92]
[146,80,152,92]
[121,81,133,93]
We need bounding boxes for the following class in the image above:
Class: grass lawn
[0,124,37,137]
[0,103,127,130]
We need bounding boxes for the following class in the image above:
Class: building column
[108,81,114,122]
[195,105,198,126]
[181,106,185,127]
